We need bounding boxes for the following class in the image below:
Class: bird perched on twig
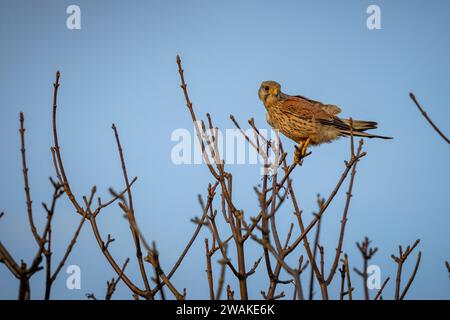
[258,81,392,163]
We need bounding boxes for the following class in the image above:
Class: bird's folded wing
[291,95,341,115]
[280,97,350,130]
[320,104,342,115]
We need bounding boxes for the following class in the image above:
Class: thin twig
[391,239,421,300]
[354,237,378,300]
[205,238,215,300]
[111,123,151,295]
[409,93,449,144]
[19,112,41,246]
[106,258,130,300]
[145,245,186,300]
[374,277,390,300]
[325,137,364,285]
[399,252,422,300]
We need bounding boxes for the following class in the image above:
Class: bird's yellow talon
[301,138,311,156]
[293,138,311,165]
[294,147,302,164]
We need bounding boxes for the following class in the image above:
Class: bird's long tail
[339,130,393,140]
[341,119,378,131]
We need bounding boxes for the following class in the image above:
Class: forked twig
[391,239,421,300]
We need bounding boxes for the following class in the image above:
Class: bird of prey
[258,80,392,161]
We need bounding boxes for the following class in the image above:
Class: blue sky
[0,0,449,299]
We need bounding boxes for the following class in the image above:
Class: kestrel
[258,81,392,160]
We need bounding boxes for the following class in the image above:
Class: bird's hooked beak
[268,87,279,96]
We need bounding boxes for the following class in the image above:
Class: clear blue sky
[0,0,449,299]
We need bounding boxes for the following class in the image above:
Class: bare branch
[391,239,421,300]
[19,112,41,245]
[409,93,449,144]
[111,123,151,294]
[374,277,390,300]
[106,258,130,300]
[354,237,378,300]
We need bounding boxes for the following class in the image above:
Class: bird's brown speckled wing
[320,104,342,116]
[280,96,349,130]
[280,97,334,121]
[290,95,341,116]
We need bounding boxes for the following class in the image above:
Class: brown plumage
[258,80,392,146]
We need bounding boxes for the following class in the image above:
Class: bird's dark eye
[264,86,270,91]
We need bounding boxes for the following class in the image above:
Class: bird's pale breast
[267,102,316,144]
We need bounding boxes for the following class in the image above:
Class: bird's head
[258,81,282,106]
